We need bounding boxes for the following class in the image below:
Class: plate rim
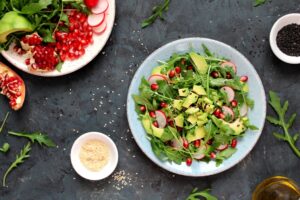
[126,37,266,177]
[0,0,116,77]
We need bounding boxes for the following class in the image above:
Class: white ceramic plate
[1,0,115,77]
[127,38,266,177]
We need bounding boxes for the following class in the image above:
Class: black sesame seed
[276,23,300,57]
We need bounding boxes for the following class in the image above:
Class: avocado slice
[187,115,198,125]
[151,124,164,138]
[178,88,189,97]
[173,99,183,111]
[185,107,199,114]
[0,12,34,43]
[182,93,198,108]
[189,52,208,75]
[141,115,152,134]
[186,126,207,142]
[193,85,206,95]
[174,114,184,128]
[212,116,246,135]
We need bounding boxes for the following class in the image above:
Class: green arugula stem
[0,112,9,134]
[282,120,300,157]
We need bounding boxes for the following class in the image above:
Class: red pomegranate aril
[226,72,232,79]
[194,140,201,148]
[160,102,168,108]
[25,58,30,65]
[181,59,186,65]
[169,70,175,78]
[153,121,159,128]
[210,152,216,159]
[177,127,183,132]
[175,66,181,74]
[211,71,219,78]
[140,105,146,112]
[219,113,225,119]
[183,138,189,149]
[213,108,221,117]
[231,139,237,148]
[149,111,156,118]
[151,84,159,91]
[187,65,193,70]
[240,76,248,82]
[168,120,174,127]
[231,100,238,107]
[207,139,213,145]
[186,158,192,166]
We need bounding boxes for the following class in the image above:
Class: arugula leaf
[186,188,218,200]
[8,131,56,147]
[0,143,10,153]
[254,0,266,7]
[157,80,176,99]
[142,0,170,28]
[202,44,213,57]
[133,95,155,111]
[21,0,52,15]
[3,142,31,187]
[267,91,300,157]
[0,112,9,134]
[56,61,63,72]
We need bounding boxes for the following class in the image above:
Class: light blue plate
[127,38,266,177]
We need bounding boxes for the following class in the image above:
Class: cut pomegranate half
[148,74,167,85]
[91,0,109,14]
[87,13,105,27]
[0,62,25,111]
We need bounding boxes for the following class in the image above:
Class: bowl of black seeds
[270,13,300,64]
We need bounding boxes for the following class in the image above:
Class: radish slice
[170,138,183,150]
[155,110,167,128]
[193,145,207,160]
[88,13,105,27]
[222,106,234,121]
[217,144,228,151]
[91,0,109,14]
[148,74,167,85]
[221,61,237,73]
[221,86,235,102]
[240,103,248,117]
[93,20,107,34]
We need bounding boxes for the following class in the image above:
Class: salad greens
[254,0,267,7]
[8,131,56,147]
[267,91,300,157]
[186,188,218,200]
[0,143,10,153]
[142,0,170,28]
[133,45,257,166]
[3,142,31,187]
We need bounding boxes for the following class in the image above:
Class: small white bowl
[70,132,118,180]
[270,13,300,64]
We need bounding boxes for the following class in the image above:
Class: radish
[170,138,183,150]
[155,110,167,128]
[217,144,228,151]
[221,86,235,102]
[148,74,167,85]
[87,13,105,27]
[222,106,234,121]
[91,0,109,14]
[240,103,248,117]
[193,145,207,160]
[93,20,107,34]
[221,61,237,73]
[84,0,99,8]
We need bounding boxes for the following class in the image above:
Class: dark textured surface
[0,0,300,200]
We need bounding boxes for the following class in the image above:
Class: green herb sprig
[254,0,267,7]
[267,91,300,157]
[142,0,170,28]
[0,143,10,153]
[186,188,218,200]
[8,131,56,147]
[0,112,9,134]
[2,142,31,187]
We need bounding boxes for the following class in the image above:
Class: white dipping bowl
[70,132,118,180]
[270,13,300,64]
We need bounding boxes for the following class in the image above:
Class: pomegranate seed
[169,70,175,78]
[140,105,146,112]
[213,108,221,117]
[25,58,30,65]
[226,72,232,79]
[181,58,186,65]
[182,138,189,149]
[187,65,193,70]
[219,113,225,119]
[175,66,181,74]
[149,111,156,118]
[193,140,201,148]
[231,100,238,107]
[211,71,219,78]
[231,139,237,148]
[177,127,183,132]
[210,152,216,159]
[186,158,192,166]
[207,139,213,145]
[168,120,174,127]
[153,121,159,128]
[151,84,159,91]
[160,102,168,108]
[240,76,248,82]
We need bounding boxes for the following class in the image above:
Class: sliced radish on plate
[91,0,109,14]
[217,144,228,151]
[221,86,235,102]
[222,106,234,121]
[221,61,237,73]
[88,13,105,27]
[240,103,248,117]
[148,74,167,85]
[93,20,107,34]
[155,110,167,128]
[170,138,183,150]
[193,145,207,160]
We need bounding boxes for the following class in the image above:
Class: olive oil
[252,176,300,200]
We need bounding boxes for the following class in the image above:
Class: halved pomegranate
[0,63,25,110]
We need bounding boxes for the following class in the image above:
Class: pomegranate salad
[133,46,258,166]
[0,0,109,72]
